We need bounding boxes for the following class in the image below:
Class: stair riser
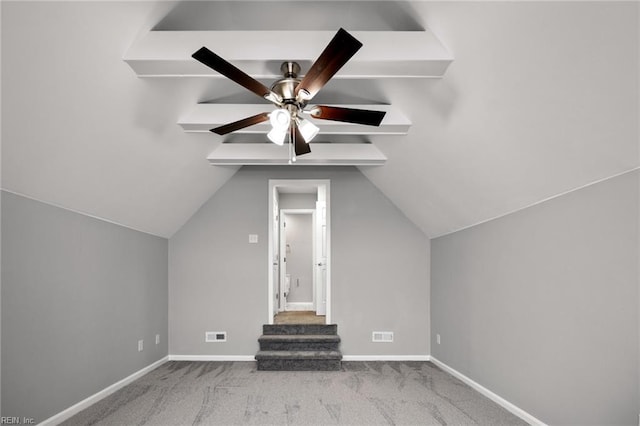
[257,359,341,371]
[263,324,337,335]
[257,324,342,371]
[259,342,340,351]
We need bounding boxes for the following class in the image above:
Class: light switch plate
[249,234,258,243]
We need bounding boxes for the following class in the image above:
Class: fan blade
[309,106,386,126]
[210,112,270,135]
[294,28,362,101]
[294,126,312,156]
[193,47,281,104]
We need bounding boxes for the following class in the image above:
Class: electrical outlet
[436,334,441,345]
[138,339,144,352]
[155,334,160,345]
[249,234,258,244]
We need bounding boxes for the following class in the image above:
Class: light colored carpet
[274,311,326,324]
[62,361,529,425]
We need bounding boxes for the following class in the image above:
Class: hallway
[274,310,326,324]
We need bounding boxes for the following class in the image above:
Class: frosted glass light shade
[269,109,291,130]
[297,118,319,142]
[267,127,287,145]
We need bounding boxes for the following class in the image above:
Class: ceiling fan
[192,28,386,160]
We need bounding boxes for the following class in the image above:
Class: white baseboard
[169,355,255,361]
[169,355,430,362]
[39,356,169,426]
[429,356,547,426]
[342,355,431,361]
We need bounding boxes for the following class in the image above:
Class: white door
[315,200,327,315]
[272,190,280,314]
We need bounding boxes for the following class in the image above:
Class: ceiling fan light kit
[269,109,291,132]
[296,118,319,142]
[267,127,287,146]
[191,28,388,163]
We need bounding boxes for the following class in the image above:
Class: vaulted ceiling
[2,1,638,238]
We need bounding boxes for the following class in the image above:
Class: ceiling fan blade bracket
[264,92,283,106]
[296,89,312,103]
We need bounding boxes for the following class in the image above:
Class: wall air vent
[372,331,394,342]
[205,331,227,342]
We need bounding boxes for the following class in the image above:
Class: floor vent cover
[372,331,394,342]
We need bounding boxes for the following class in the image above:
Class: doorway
[268,180,330,325]
[280,210,315,312]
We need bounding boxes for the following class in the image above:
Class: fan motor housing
[271,78,299,101]
[271,62,306,109]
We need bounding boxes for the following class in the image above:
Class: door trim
[268,179,331,324]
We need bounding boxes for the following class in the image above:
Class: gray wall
[169,166,430,356]
[431,171,639,425]
[1,191,168,423]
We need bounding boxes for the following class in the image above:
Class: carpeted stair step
[258,334,341,351]
[255,350,342,371]
[263,324,337,335]
[257,324,342,371]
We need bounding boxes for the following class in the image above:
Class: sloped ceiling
[2,1,638,238]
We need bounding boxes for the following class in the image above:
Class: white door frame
[268,179,331,324]
[271,189,281,315]
[280,209,316,312]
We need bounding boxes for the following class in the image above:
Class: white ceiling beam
[207,143,387,166]
[124,31,452,78]
[179,104,410,134]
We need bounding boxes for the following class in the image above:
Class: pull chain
[291,126,297,163]
[287,125,296,164]
[287,125,292,165]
